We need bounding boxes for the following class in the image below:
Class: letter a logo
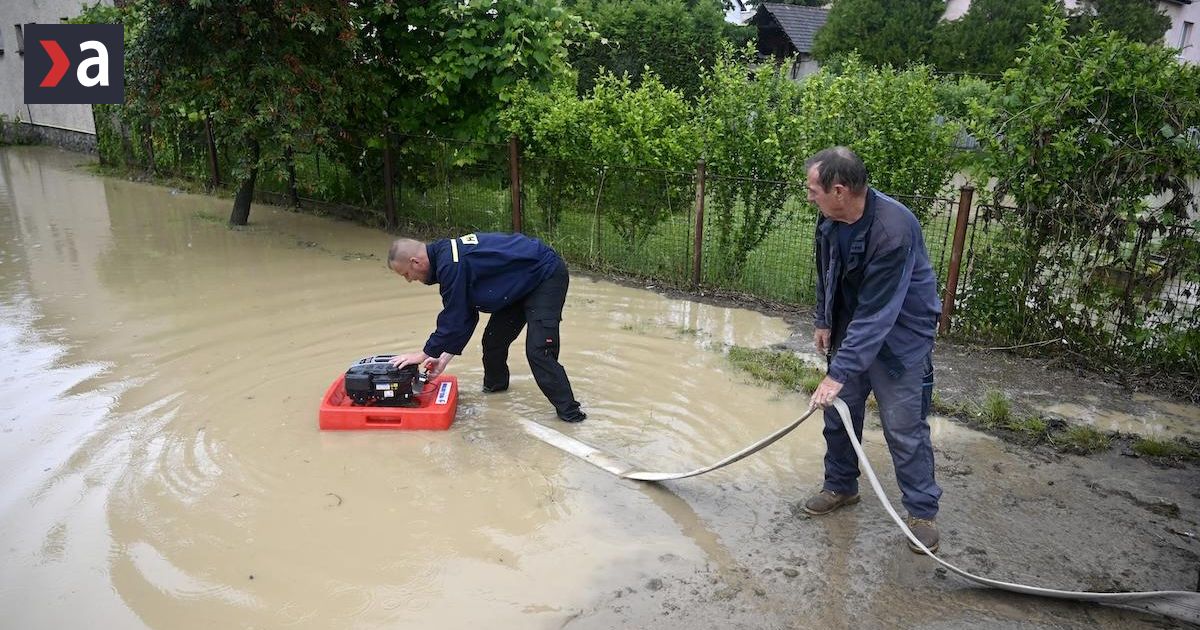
[24,24,124,104]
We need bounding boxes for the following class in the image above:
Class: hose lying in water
[518,398,1200,624]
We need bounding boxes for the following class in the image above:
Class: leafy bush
[961,9,1200,378]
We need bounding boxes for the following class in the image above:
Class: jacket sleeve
[826,237,915,384]
[423,259,479,356]
[813,225,829,329]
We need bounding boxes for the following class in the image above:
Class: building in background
[0,0,114,152]
[749,3,829,79]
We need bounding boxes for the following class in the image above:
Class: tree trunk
[229,138,260,226]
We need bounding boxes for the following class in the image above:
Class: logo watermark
[23,24,124,104]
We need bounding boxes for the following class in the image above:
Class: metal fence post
[382,134,397,230]
[509,135,523,233]
[939,185,975,335]
[205,115,220,188]
[691,159,706,286]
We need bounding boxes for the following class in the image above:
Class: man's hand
[425,352,454,378]
[810,375,844,409]
[390,351,429,370]
[814,328,832,355]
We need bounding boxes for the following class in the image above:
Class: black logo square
[23,24,124,105]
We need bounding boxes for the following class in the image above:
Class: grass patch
[1053,425,1113,455]
[1132,438,1199,460]
[977,390,1011,428]
[191,211,229,225]
[1005,415,1050,440]
[727,346,825,394]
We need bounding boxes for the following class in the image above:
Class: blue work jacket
[422,232,560,357]
[814,189,941,383]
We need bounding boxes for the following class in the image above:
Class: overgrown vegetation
[812,0,944,67]
[960,10,1200,385]
[567,0,731,99]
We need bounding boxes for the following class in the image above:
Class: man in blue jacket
[387,232,587,423]
[803,147,943,553]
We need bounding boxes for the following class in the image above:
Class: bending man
[387,233,587,423]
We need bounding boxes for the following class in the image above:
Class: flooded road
[2,146,1197,630]
[0,146,809,628]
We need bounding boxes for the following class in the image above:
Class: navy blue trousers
[480,260,582,417]
[821,352,941,519]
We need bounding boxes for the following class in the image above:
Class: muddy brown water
[2,146,1197,629]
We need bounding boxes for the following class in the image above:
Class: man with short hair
[803,146,943,553]
[387,232,586,423]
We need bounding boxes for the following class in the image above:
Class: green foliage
[796,56,958,211]
[569,0,728,98]
[960,9,1200,374]
[1068,0,1172,45]
[812,0,945,67]
[508,50,957,275]
[727,346,825,393]
[1005,415,1049,438]
[366,0,586,142]
[931,0,1049,76]
[113,0,363,223]
[504,71,699,244]
[975,11,1200,227]
[699,49,805,279]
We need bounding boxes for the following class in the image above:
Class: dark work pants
[821,351,941,519]
[480,260,582,417]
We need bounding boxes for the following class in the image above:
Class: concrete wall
[0,0,115,147]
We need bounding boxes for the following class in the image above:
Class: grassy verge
[730,355,1197,466]
[726,346,824,394]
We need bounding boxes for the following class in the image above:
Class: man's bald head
[388,238,431,283]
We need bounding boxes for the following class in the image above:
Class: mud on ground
[568,278,1200,629]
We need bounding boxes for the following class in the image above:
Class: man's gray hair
[387,238,425,268]
[804,146,868,194]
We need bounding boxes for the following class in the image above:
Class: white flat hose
[828,398,1200,624]
[518,399,1200,623]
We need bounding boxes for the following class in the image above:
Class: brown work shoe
[803,489,861,515]
[905,515,940,554]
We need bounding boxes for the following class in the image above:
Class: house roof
[751,3,830,54]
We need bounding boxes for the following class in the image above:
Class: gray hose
[828,398,1200,624]
[519,400,1200,623]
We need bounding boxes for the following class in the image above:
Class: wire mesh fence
[521,158,697,283]
[953,202,1200,376]
[388,134,513,234]
[92,118,1198,381]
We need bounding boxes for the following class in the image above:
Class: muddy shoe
[802,489,861,516]
[905,516,940,554]
[557,409,587,423]
[481,382,509,393]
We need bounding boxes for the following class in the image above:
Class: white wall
[1162,2,1200,63]
[0,0,114,134]
[942,0,972,21]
